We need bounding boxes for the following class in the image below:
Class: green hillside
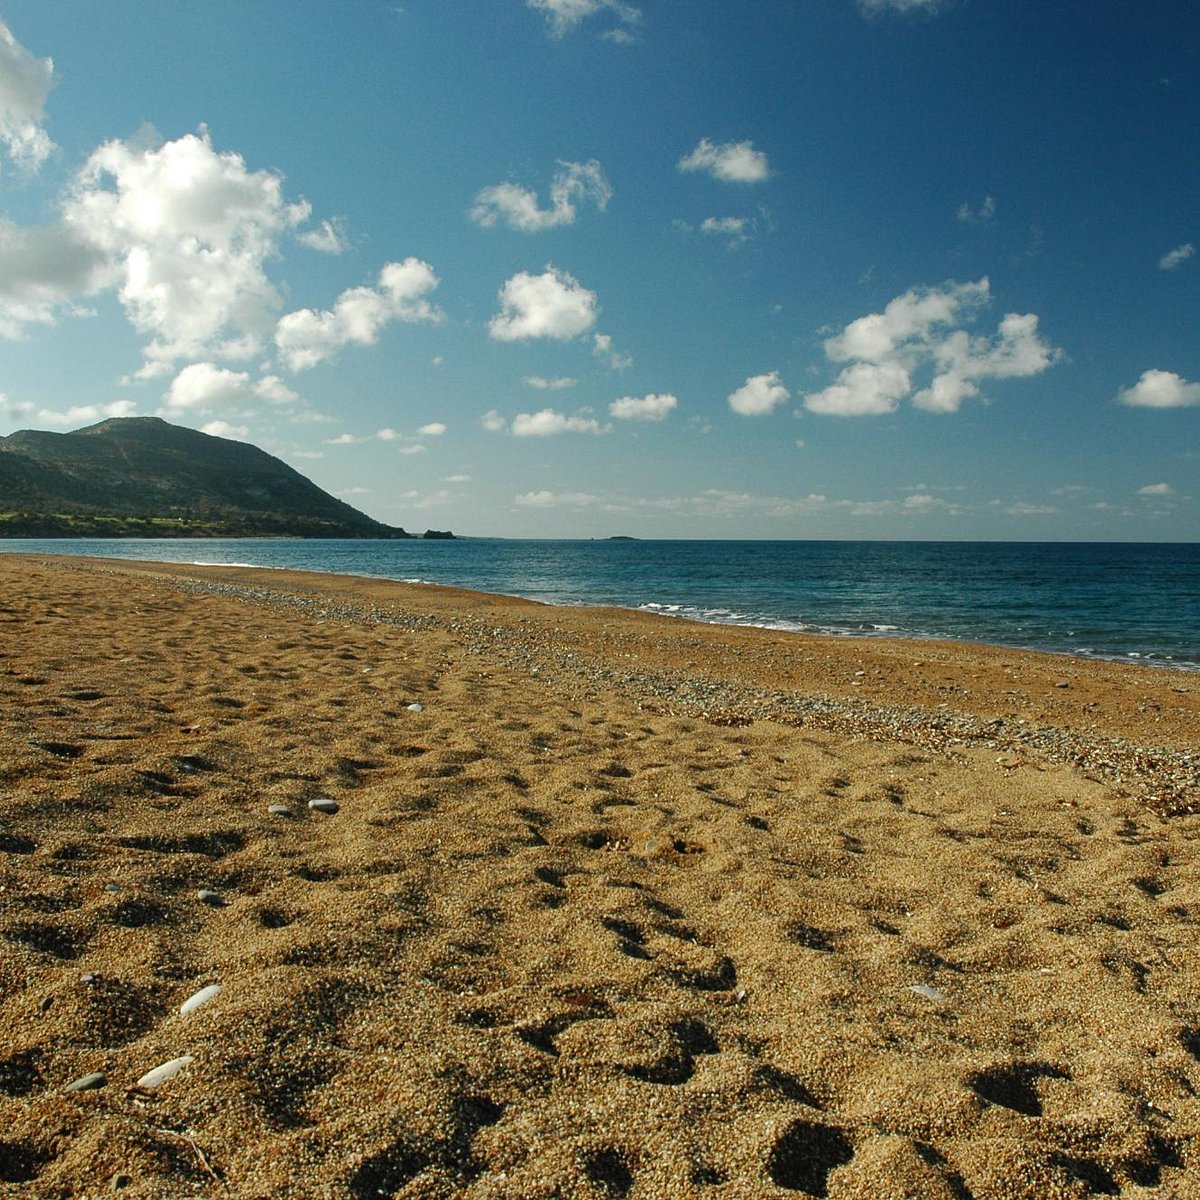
[0,417,415,538]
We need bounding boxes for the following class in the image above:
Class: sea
[4,538,1199,672]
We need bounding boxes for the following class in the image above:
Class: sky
[0,0,1197,540]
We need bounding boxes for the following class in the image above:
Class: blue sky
[0,0,1196,539]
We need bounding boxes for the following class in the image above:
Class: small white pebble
[267,804,292,816]
[180,984,221,1017]
[406,702,424,713]
[308,798,339,814]
[909,983,948,1002]
[136,1055,194,1090]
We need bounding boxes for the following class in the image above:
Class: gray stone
[66,1071,107,1092]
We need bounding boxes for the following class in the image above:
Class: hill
[0,417,416,538]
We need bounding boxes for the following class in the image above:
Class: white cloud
[276,257,442,371]
[728,371,790,416]
[376,427,401,441]
[609,392,677,421]
[297,217,349,254]
[515,490,599,507]
[62,129,313,377]
[201,420,250,440]
[488,266,598,341]
[480,409,507,432]
[593,331,632,369]
[418,422,447,436]
[292,450,324,459]
[1118,369,1200,408]
[526,0,641,38]
[524,375,577,390]
[804,360,911,416]
[1004,502,1059,516]
[253,375,299,406]
[1158,243,1194,271]
[160,362,301,416]
[33,400,137,428]
[163,362,251,411]
[443,473,471,483]
[328,432,366,445]
[0,19,55,173]
[699,215,752,248]
[399,444,427,455]
[957,196,996,223]
[511,407,608,436]
[805,278,1061,416]
[1137,482,1173,495]
[678,138,770,184]
[472,160,611,232]
[0,218,108,338]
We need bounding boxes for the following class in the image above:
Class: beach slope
[1,555,1198,1198]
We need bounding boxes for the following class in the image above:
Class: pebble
[267,803,292,816]
[308,798,339,814]
[135,1055,194,1090]
[197,888,225,906]
[180,983,221,1016]
[406,702,424,712]
[104,883,122,893]
[909,983,948,1002]
[65,1071,107,1092]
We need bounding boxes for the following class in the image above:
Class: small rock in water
[65,1071,107,1092]
[406,702,424,713]
[308,798,339,814]
[197,888,225,906]
[135,1055,194,1090]
[267,803,292,816]
[180,983,221,1016]
[909,983,948,1003]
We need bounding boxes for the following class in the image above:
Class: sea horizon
[6,537,1198,673]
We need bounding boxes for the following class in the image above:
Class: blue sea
[5,538,1199,672]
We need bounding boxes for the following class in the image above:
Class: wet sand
[1,553,1198,1199]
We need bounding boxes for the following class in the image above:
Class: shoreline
[2,554,1199,1197]
[2,540,1197,675]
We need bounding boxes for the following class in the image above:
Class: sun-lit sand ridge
[1,553,1198,1199]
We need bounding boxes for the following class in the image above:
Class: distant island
[0,417,452,539]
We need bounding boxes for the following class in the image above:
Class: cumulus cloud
[1158,243,1194,271]
[1137,482,1173,495]
[699,216,752,248]
[275,257,442,370]
[609,393,677,421]
[417,422,447,436]
[1117,369,1200,408]
[524,375,577,390]
[593,332,632,370]
[526,0,641,39]
[957,196,996,223]
[488,266,598,341]
[804,278,1061,416]
[0,217,107,338]
[297,218,349,254]
[161,362,303,414]
[61,128,313,376]
[471,160,611,232]
[728,371,790,416]
[480,409,507,432]
[33,400,138,428]
[510,407,608,436]
[0,19,55,173]
[678,138,770,184]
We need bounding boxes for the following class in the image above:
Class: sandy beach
[1,552,1198,1199]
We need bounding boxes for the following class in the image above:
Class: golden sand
[0,554,1198,1199]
